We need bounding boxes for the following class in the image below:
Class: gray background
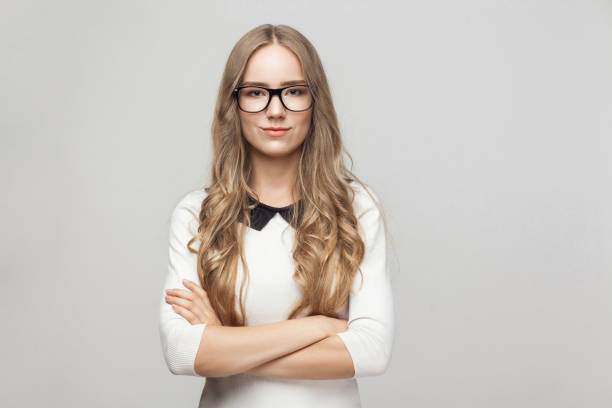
[1,0,611,407]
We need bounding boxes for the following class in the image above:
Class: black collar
[239,194,305,231]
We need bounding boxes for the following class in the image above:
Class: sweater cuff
[336,325,390,378]
[336,330,358,379]
[166,323,207,376]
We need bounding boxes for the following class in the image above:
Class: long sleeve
[159,190,208,376]
[336,186,395,378]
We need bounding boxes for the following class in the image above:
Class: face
[238,43,312,158]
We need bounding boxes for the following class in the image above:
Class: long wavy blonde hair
[187,24,389,327]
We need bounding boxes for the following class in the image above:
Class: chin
[252,142,303,158]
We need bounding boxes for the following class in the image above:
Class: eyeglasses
[233,84,313,113]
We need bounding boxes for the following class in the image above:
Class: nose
[265,93,286,118]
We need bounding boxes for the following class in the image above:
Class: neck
[248,147,302,206]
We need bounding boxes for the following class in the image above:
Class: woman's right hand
[319,315,349,336]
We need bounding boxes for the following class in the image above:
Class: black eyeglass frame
[233,84,314,113]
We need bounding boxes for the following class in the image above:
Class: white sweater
[159,181,395,407]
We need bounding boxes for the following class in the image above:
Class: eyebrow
[240,80,307,87]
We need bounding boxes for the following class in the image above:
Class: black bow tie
[239,195,305,231]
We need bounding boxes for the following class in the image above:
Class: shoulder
[348,180,381,219]
[169,188,207,228]
[174,188,207,212]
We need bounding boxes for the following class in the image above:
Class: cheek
[296,114,312,140]
[239,114,258,138]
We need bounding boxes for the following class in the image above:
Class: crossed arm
[159,187,393,380]
[244,332,355,379]
[163,277,355,379]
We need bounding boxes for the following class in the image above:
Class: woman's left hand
[165,279,223,326]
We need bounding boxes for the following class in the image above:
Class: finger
[185,293,214,324]
[172,297,216,326]
[171,304,197,324]
[166,288,194,301]
[167,294,208,324]
[183,279,207,298]
[183,282,210,306]
[166,295,193,310]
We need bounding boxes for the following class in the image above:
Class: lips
[262,127,290,137]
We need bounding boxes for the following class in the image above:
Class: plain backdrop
[1,1,611,407]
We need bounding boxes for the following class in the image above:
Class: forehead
[241,43,305,87]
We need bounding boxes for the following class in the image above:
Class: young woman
[159,24,394,407]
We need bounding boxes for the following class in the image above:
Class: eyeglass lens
[237,86,312,112]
